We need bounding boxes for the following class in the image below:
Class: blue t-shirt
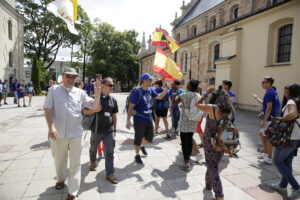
[228,91,236,107]
[154,87,164,94]
[263,88,281,121]
[12,83,17,92]
[17,83,25,95]
[130,87,158,122]
[2,83,8,92]
[168,88,183,109]
[85,84,94,96]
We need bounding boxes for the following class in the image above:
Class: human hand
[206,87,214,94]
[252,93,258,99]
[126,121,132,130]
[93,105,102,113]
[48,126,58,140]
[94,80,102,96]
[260,120,267,129]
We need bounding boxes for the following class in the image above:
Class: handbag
[82,107,96,131]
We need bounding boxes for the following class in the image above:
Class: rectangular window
[184,53,188,73]
[25,71,30,78]
[277,24,293,63]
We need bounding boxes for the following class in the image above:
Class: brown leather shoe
[67,194,79,200]
[106,175,118,184]
[89,162,97,171]
[55,181,64,190]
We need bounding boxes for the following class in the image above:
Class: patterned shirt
[178,91,198,133]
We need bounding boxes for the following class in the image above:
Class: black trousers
[180,132,194,162]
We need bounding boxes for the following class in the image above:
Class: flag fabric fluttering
[151,28,180,54]
[47,0,79,35]
[153,48,183,81]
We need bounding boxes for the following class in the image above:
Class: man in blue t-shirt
[85,79,95,96]
[222,80,236,122]
[168,80,183,134]
[17,79,26,107]
[126,73,169,164]
[12,79,18,104]
[256,76,281,165]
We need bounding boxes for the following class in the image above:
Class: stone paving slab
[0,95,300,200]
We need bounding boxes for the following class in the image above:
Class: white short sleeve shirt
[283,99,300,140]
[44,85,94,138]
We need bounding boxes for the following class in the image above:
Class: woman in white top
[270,84,300,199]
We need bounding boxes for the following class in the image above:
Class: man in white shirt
[44,67,101,200]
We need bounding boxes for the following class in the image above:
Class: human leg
[103,132,115,176]
[68,137,83,196]
[50,138,68,183]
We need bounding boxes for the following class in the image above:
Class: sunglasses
[65,74,77,79]
[105,84,115,88]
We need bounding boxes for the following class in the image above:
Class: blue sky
[57,0,184,61]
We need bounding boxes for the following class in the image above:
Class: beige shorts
[259,121,271,136]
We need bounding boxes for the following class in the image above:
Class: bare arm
[44,108,58,140]
[281,104,298,121]
[112,113,117,131]
[155,89,169,100]
[173,96,182,105]
[126,103,135,129]
[260,102,272,128]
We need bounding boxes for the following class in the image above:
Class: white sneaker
[258,153,267,159]
[196,153,203,163]
[258,158,273,165]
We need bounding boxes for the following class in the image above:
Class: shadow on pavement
[30,140,50,150]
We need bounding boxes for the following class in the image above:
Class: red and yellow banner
[151,28,180,54]
[153,48,182,81]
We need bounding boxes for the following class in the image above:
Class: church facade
[0,0,24,86]
[139,0,300,111]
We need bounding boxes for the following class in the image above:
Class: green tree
[31,56,41,94]
[89,22,140,91]
[16,0,89,70]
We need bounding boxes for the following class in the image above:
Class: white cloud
[57,0,184,61]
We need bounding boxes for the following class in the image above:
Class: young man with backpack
[153,80,170,138]
[222,80,236,123]
[255,76,281,165]
[168,80,183,135]
[126,73,169,164]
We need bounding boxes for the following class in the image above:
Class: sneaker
[140,146,148,156]
[288,188,300,199]
[4,102,8,105]
[135,154,143,165]
[196,153,203,163]
[258,158,272,165]
[18,104,20,107]
[182,162,191,171]
[267,183,287,194]
[166,133,171,139]
[23,105,27,107]
[154,131,159,136]
[258,153,267,159]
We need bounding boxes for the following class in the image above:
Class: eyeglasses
[65,75,77,79]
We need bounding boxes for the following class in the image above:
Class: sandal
[67,194,79,200]
[55,181,64,190]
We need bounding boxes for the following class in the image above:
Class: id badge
[104,112,110,117]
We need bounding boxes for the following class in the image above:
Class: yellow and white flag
[47,0,79,35]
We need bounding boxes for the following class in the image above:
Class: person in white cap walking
[43,67,101,200]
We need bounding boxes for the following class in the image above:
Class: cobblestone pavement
[0,94,300,200]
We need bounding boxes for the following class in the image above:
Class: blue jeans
[273,140,300,189]
[171,108,180,131]
[90,131,115,176]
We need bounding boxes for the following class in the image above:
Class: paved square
[0,95,300,200]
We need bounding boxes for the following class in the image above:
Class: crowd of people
[42,68,300,200]
[0,79,37,107]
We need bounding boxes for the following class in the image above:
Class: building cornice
[0,0,25,21]
[139,0,294,61]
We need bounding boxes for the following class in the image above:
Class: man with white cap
[126,73,169,164]
[44,67,101,200]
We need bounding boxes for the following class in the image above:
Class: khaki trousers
[50,137,83,196]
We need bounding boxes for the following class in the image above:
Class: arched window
[9,51,13,67]
[191,26,197,37]
[277,24,293,63]
[211,44,220,70]
[231,5,239,21]
[184,53,188,73]
[176,33,181,42]
[8,20,12,40]
[210,16,217,30]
